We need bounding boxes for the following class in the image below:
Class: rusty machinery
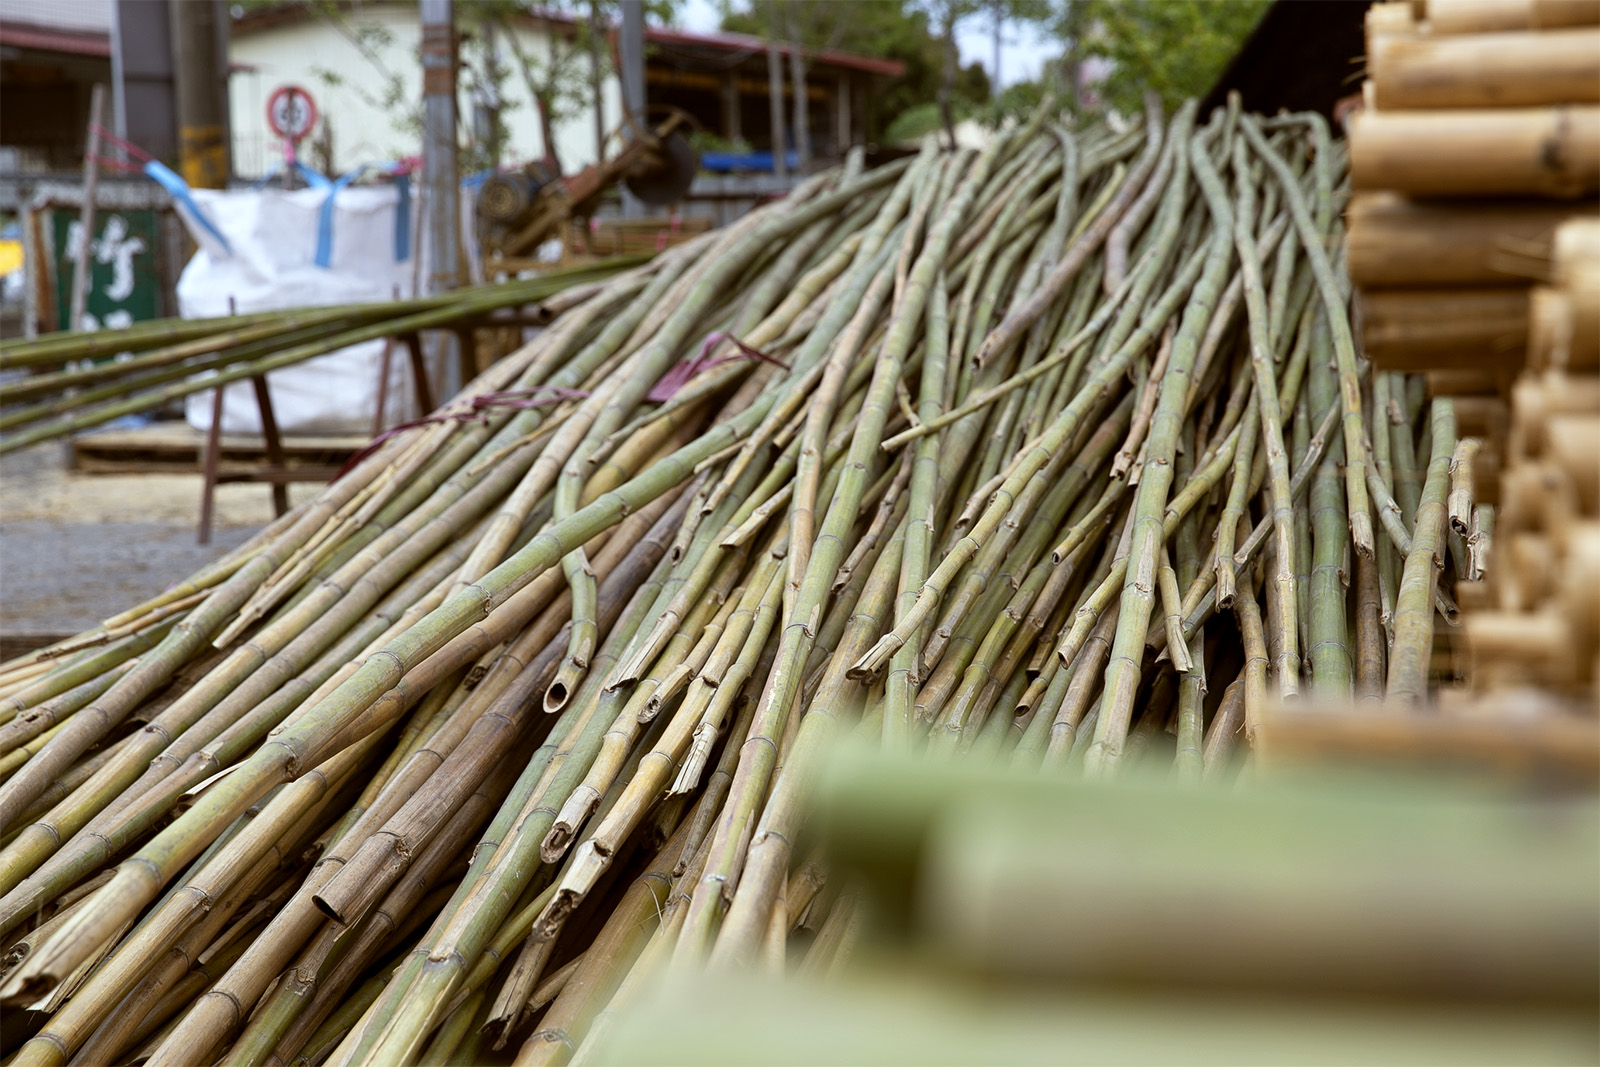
[477,109,698,267]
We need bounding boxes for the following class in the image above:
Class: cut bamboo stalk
[1349,107,1600,198]
[1426,368,1517,396]
[1346,193,1577,289]
[1466,609,1581,686]
[1257,702,1598,786]
[1426,0,1600,35]
[1546,414,1600,511]
[1528,280,1600,370]
[1367,0,1420,49]
[1362,288,1530,371]
[1371,28,1600,110]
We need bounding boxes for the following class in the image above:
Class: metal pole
[109,5,127,157]
[70,84,106,333]
[420,0,462,396]
[115,0,178,168]
[618,0,646,218]
[767,43,787,179]
[169,0,227,187]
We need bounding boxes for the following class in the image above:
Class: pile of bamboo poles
[0,262,637,455]
[0,98,1495,1067]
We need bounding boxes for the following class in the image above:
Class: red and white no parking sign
[267,84,318,145]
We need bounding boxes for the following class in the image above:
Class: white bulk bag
[177,182,419,435]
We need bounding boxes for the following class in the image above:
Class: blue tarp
[699,149,802,174]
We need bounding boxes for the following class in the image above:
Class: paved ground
[0,430,320,638]
[0,520,255,635]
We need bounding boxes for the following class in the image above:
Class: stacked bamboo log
[1459,219,1600,695]
[0,99,1501,1067]
[1351,0,1600,396]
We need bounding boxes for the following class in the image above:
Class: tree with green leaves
[472,0,679,172]
[976,0,1268,126]
[720,0,991,144]
[915,0,1047,143]
[1075,0,1271,115]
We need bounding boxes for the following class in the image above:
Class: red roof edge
[0,22,112,59]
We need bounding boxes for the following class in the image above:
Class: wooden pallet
[69,421,366,476]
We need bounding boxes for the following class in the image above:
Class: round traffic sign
[267,85,318,143]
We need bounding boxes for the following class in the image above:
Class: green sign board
[51,208,161,334]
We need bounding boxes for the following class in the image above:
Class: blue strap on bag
[143,161,233,256]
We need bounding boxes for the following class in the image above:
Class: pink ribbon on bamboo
[646,332,787,403]
[339,332,783,477]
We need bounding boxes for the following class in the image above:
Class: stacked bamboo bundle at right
[1350,0,1600,412]
[1461,218,1600,697]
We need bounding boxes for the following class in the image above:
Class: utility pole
[618,0,646,218]
[420,0,462,395]
[169,0,229,187]
[113,0,178,168]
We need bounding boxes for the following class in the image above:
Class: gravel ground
[0,436,321,637]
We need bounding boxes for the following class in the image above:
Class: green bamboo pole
[1306,306,1353,697]
[856,220,1212,681]
[0,267,633,454]
[707,514,908,970]
[668,142,1002,970]
[1386,399,1457,704]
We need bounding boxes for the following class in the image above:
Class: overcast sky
[676,0,1058,89]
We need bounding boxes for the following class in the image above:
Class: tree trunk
[991,1,1003,89]
[535,93,561,173]
[940,10,957,150]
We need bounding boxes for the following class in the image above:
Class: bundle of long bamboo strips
[0,98,1501,1067]
[0,262,640,454]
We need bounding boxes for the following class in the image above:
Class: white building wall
[0,0,112,33]
[228,8,622,179]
